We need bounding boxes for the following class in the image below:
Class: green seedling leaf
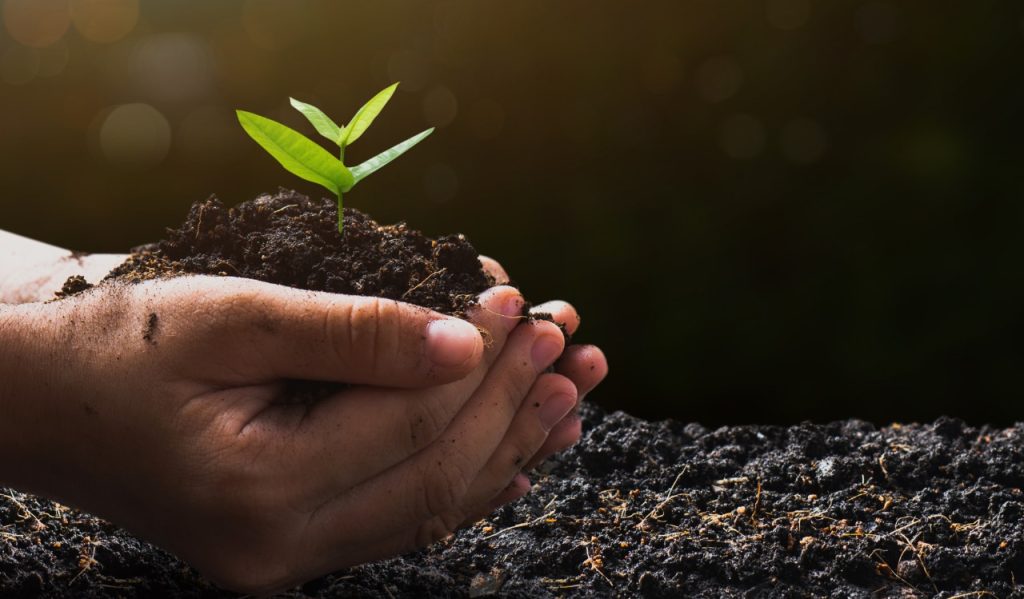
[289,97,342,144]
[237,110,354,194]
[341,82,399,147]
[350,128,434,185]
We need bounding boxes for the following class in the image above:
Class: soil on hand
[104,189,493,317]
[2,404,1022,598]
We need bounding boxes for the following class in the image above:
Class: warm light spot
[133,34,213,102]
[0,45,39,85]
[695,56,743,103]
[467,99,505,140]
[3,0,72,48]
[71,0,139,44]
[780,118,828,164]
[423,163,459,203]
[643,50,683,94]
[241,0,309,50]
[96,103,172,168]
[423,85,458,128]
[766,0,811,31]
[857,2,899,45]
[387,49,430,92]
[719,114,766,159]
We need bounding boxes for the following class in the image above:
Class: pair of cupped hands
[0,250,607,594]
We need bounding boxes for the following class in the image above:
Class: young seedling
[236,83,433,233]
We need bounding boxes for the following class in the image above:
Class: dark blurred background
[2,0,1023,425]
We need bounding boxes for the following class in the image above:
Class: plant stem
[338,144,346,234]
[336,192,344,234]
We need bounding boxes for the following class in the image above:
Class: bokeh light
[132,33,214,103]
[95,103,172,168]
[70,0,139,44]
[3,0,71,48]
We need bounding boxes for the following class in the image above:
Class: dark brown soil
[2,404,1022,597]
[103,189,494,317]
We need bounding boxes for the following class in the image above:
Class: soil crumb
[142,313,158,345]
[2,404,1021,597]
[105,189,494,318]
[54,275,93,299]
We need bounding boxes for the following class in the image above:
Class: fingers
[303,318,565,554]
[530,300,581,336]
[478,255,510,285]
[522,411,584,471]
[556,345,609,399]
[186,279,484,387]
[466,286,526,363]
[522,344,608,469]
[457,373,576,509]
[270,286,532,502]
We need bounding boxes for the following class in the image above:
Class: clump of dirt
[104,189,494,317]
[54,275,93,299]
[2,404,1021,597]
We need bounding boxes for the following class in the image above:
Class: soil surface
[2,404,1021,597]
[104,189,493,317]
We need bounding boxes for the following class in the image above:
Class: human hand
[478,256,609,472]
[0,275,576,593]
[0,229,124,304]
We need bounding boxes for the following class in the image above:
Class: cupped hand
[478,256,609,471]
[0,275,575,593]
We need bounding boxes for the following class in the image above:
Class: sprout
[236,83,434,233]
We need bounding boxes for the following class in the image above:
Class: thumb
[206,283,483,387]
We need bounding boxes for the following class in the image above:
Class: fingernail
[501,293,524,319]
[538,393,576,431]
[531,333,563,371]
[425,319,480,367]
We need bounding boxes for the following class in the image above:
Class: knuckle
[338,298,400,376]
[537,372,578,399]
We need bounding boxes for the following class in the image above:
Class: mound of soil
[104,189,493,317]
[2,404,1022,597]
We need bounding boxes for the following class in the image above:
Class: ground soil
[1,404,1022,597]
[4,191,1021,597]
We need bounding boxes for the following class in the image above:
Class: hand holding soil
[0,241,608,593]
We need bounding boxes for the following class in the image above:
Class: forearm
[0,230,124,304]
[0,303,49,489]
